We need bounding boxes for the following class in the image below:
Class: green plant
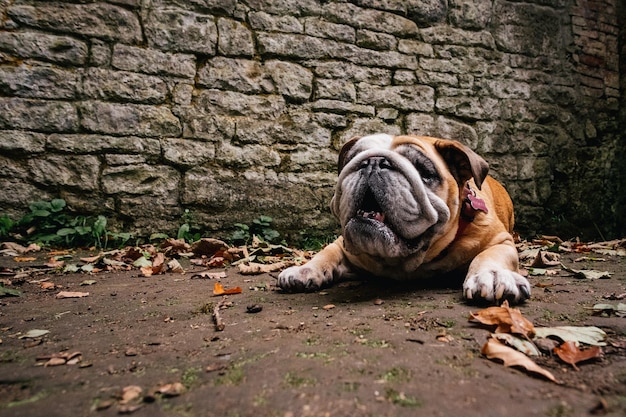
[231,215,280,244]
[0,214,13,238]
[177,209,201,243]
[4,198,129,249]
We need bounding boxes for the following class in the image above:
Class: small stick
[213,299,227,331]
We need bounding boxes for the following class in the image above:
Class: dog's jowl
[277,134,531,304]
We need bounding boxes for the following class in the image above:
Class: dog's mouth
[355,189,386,224]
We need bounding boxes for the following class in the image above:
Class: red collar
[430,182,490,263]
[454,182,489,240]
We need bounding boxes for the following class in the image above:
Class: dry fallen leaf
[40,282,55,290]
[481,338,559,383]
[167,259,184,273]
[14,257,37,262]
[120,385,143,404]
[213,282,242,296]
[56,291,89,299]
[553,341,602,370]
[80,255,102,263]
[237,261,294,275]
[156,382,186,397]
[469,300,535,338]
[531,250,561,267]
[191,271,226,279]
[45,257,66,268]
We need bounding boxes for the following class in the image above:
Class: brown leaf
[152,252,165,270]
[55,291,89,299]
[119,385,143,404]
[553,341,602,370]
[156,382,186,397]
[14,257,37,262]
[213,282,242,296]
[161,238,191,255]
[1,242,40,254]
[469,300,535,337]
[531,250,561,267]
[237,261,294,275]
[481,338,559,383]
[191,271,226,279]
[40,282,55,290]
[167,259,184,273]
[44,357,67,367]
[45,257,65,268]
[191,238,230,257]
[80,255,101,263]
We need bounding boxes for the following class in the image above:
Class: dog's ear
[434,139,489,189]
[337,136,361,174]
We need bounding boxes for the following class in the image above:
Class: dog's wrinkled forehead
[338,134,435,174]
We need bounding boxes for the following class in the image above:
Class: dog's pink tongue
[359,210,385,223]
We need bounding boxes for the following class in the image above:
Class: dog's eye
[415,161,439,185]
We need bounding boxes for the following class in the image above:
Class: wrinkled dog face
[330,134,451,260]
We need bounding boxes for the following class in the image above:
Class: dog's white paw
[463,268,531,304]
[277,265,330,292]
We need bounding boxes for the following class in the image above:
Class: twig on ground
[213,299,227,331]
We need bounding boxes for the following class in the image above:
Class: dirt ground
[1,245,626,417]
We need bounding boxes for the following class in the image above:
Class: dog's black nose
[360,156,392,170]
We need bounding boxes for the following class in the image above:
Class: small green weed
[177,209,201,243]
[2,198,133,248]
[380,367,411,383]
[385,389,421,408]
[231,215,280,245]
[283,371,317,388]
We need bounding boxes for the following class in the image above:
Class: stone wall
[0,0,623,241]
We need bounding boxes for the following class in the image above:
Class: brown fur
[277,135,530,304]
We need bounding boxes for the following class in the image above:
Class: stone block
[248,11,303,33]
[315,79,357,102]
[177,109,236,141]
[216,143,281,168]
[265,60,313,102]
[47,134,161,155]
[82,68,168,104]
[493,0,562,56]
[323,2,418,36]
[0,98,78,132]
[435,96,500,121]
[217,17,255,56]
[28,155,100,190]
[197,57,274,94]
[312,62,392,85]
[449,0,492,29]
[112,44,196,78]
[235,113,331,146]
[0,64,78,99]
[311,99,376,116]
[194,89,285,119]
[0,130,46,153]
[357,83,435,112]
[8,3,141,43]
[80,101,182,137]
[145,8,217,55]
[102,164,180,196]
[303,18,355,43]
[356,29,397,51]
[161,138,216,167]
[0,32,87,65]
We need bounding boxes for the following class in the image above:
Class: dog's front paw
[277,265,330,293]
[463,268,531,304]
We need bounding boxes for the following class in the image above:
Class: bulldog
[277,134,531,304]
